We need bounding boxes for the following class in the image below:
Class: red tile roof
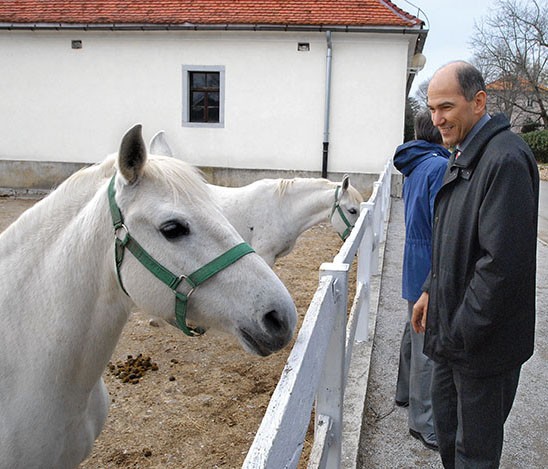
[0,1,423,29]
[487,76,548,93]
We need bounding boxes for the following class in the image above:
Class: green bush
[521,119,541,134]
[520,130,548,163]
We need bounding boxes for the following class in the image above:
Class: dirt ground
[0,196,347,469]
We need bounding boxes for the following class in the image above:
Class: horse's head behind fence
[111,125,297,355]
[329,174,364,240]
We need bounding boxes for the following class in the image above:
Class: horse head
[112,125,296,356]
[329,175,364,240]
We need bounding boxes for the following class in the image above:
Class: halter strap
[329,185,354,241]
[108,175,255,336]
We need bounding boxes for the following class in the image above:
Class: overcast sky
[401,0,496,96]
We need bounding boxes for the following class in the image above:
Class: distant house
[0,0,426,192]
[487,76,548,133]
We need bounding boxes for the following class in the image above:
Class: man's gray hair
[453,61,486,101]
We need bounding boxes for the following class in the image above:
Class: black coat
[423,114,539,377]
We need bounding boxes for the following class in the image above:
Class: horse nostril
[263,310,285,334]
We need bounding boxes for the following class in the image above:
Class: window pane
[208,107,219,123]
[206,73,219,89]
[192,91,205,106]
[190,106,205,122]
[208,92,219,107]
[190,72,206,89]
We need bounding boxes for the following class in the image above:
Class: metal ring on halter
[114,224,130,244]
[173,274,196,298]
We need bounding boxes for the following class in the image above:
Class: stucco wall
[0,29,408,176]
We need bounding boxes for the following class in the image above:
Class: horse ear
[149,130,174,157]
[341,174,350,192]
[118,124,147,184]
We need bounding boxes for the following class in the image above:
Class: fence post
[308,262,349,468]
[383,162,392,223]
[354,205,373,342]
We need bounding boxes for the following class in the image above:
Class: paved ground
[539,180,548,244]
[356,197,548,468]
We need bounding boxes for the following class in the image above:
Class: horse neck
[0,170,129,388]
[0,157,115,247]
[277,178,337,234]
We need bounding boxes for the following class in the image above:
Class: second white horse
[150,131,364,266]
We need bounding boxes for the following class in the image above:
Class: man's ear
[474,90,487,114]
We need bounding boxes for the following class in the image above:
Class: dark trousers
[431,361,521,469]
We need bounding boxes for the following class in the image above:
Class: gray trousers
[432,361,521,469]
[395,300,435,436]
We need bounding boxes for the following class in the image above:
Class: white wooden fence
[243,160,393,468]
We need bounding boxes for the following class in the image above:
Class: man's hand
[412,292,429,333]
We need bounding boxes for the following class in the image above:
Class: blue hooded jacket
[393,140,449,302]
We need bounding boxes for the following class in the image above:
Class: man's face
[427,66,486,148]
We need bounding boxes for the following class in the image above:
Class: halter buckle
[114,224,130,245]
[173,274,196,298]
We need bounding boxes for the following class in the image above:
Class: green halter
[329,185,354,241]
[107,174,255,336]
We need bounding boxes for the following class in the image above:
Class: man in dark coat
[412,61,539,468]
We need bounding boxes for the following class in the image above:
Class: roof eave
[0,22,424,34]
[406,28,428,96]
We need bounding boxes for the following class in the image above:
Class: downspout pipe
[322,30,333,179]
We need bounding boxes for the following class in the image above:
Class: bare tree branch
[471,0,548,129]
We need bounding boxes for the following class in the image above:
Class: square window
[182,66,225,128]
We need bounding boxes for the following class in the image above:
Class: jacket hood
[393,140,450,176]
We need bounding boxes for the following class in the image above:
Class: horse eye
[348,208,358,215]
[160,220,190,240]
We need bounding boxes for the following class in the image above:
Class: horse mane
[275,178,335,198]
[275,177,364,203]
[59,153,211,206]
[141,155,211,204]
[53,155,116,195]
[0,154,212,249]
[276,179,297,197]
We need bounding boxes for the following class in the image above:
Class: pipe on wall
[322,30,333,179]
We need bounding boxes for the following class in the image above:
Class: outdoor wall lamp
[408,52,426,74]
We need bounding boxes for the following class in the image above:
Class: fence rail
[243,160,393,469]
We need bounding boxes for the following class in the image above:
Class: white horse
[0,125,296,469]
[150,131,364,266]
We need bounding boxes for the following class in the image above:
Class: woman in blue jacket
[393,110,450,451]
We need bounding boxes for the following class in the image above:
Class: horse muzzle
[238,308,296,356]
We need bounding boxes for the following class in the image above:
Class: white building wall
[328,34,407,174]
[0,29,408,175]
